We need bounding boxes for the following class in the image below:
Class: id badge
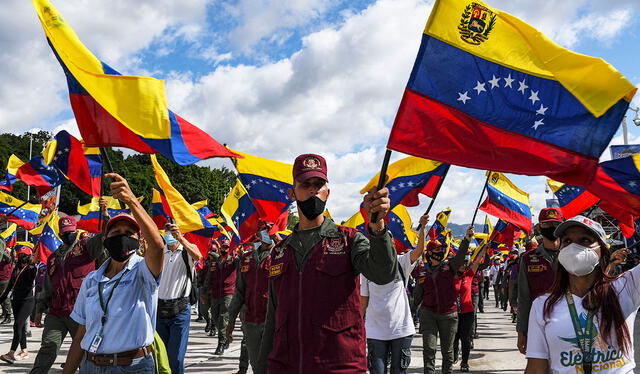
[89,329,104,353]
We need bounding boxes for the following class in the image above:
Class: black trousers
[11,297,34,351]
[453,312,475,366]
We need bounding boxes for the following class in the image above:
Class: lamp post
[622,106,640,145]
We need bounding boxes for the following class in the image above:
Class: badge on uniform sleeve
[240,265,250,273]
[269,263,283,277]
[325,238,345,255]
[527,264,545,272]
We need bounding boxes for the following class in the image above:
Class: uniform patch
[240,265,250,273]
[324,238,345,255]
[527,264,546,273]
[269,263,283,277]
[274,246,285,260]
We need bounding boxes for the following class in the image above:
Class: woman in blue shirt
[62,173,164,374]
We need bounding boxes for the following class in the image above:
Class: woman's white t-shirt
[526,265,640,373]
[361,251,418,341]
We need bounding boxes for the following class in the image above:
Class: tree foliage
[0,131,237,216]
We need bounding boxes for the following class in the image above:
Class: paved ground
[0,294,635,373]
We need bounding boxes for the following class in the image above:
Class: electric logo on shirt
[558,312,628,372]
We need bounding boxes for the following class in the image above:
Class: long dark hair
[543,239,631,355]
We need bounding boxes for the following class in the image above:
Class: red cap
[105,213,140,233]
[15,245,32,256]
[538,208,564,223]
[293,154,328,183]
[58,216,77,234]
[426,240,444,252]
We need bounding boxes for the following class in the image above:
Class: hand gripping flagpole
[416,164,451,231]
[470,172,491,228]
[369,149,393,225]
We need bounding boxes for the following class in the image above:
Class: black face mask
[540,227,558,241]
[17,254,29,265]
[296,195,326,221]
[103,234,139,262]
[430,251,446,263]
[61,232,76,246]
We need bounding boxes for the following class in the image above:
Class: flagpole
[24,133,33,241]
[97,148,115,233]
[369,149,393,224]
[416,164,451,230]
[470,172,491,228]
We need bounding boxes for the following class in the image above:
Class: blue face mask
[260,230,273,245]
[254,242,262,250]
[164,232,178,246]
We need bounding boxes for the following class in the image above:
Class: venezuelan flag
[387,205,418,254]
[15,156,66,198]
[1,224,17,248]
[43,131,102,197]
[0,192,41,230]
[428,207,451,243]
[0,156,23,192]
[587,154,640,216]
[487,219,517,248]
[77,196,128,233]
[342,211,367,233]
[547,179,599,219]
[221,179,259,246]
[34,217,62,264]
[33,0,239,165]
[151,155,205,234]
[386,0,636,186]
[232,150,292,233]
[360,156,448,207]
[479,172,532,234]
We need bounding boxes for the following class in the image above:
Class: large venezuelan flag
[0,192,41,230]
[232,150,292,233]
[547,179,599,219]
[34,216,62,264]
[387,0,636,186]
[0,156,23,192]
[32,0,239,165]
[43,131,102,197]
[479,172,532,234]
[360,156,448,208]
[221,179,259,246]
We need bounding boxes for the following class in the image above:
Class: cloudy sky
[1,0,639,225]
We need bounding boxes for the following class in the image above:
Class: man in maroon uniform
[515,208,564,354]
[256,154,397,374]
[208,237,238,355]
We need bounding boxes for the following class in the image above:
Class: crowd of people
[0,153,636,374]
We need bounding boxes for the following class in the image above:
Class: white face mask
[558,243,600,276]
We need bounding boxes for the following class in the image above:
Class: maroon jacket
[208,254,236,299]
[240,250,270,324]
[47,238,96,318]
[420,263,458,315]
[0,260,14,282]
[522,249,555,301]
[268,226,366,374]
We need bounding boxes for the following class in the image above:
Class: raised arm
[410,214,429,264]
[107,173,164,277]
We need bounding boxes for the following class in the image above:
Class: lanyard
[565,292,596,374]
[98,275,124,326]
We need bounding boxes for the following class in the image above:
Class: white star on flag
[473,81,487,95]
[529,90,540,105]
[536,104,548,116]
[457,91,471,104]
[518,80,528,94]
[488,75,501,89]
[533,119,544,130]
[504,74,515,88]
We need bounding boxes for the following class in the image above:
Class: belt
[85,345,152,366]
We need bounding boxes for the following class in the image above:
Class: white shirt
[158,245,194,300]
[361,251,418,341]
[526,265,640,373]
[489,265,500,285]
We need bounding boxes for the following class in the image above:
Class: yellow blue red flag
[479,172,532,234]
[32,0,238,165]
[1,224,17,248]
[0,192,41,230]
[0,155,23,192]
[232,150,292,233]
[221,179,259,246]
[386,0,636,186]
[360,156,448,207]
